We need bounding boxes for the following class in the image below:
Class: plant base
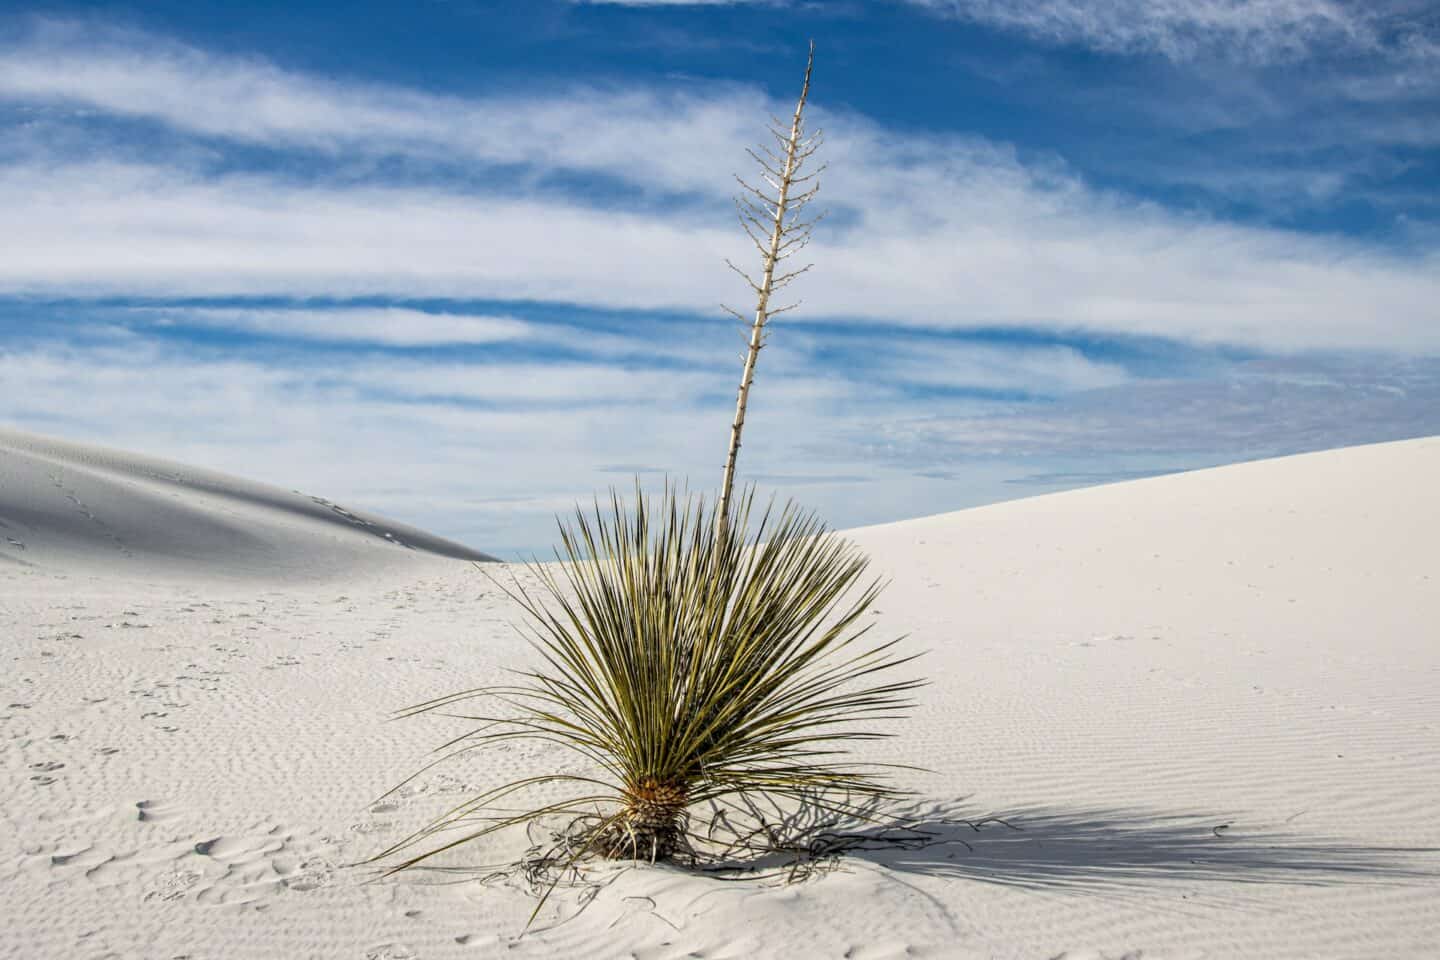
[601,779,688,862]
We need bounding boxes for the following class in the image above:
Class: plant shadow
[831,803,1440,893]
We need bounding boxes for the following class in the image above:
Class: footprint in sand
[282,856,335,892]
[364,945,417,960]
[349,796,407,835]
[147,868,204,902]
[184,837,284,905]
[179,824,337,902]
[33,818,331,908]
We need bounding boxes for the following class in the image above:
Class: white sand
[0,427,494,580]
[2,432,1437,959]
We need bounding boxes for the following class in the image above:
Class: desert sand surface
[2,432,1438,959]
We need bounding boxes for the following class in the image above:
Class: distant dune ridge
[0,427,495,580]
[1,432,1437,958]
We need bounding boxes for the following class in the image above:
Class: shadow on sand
[826,803,1440,892]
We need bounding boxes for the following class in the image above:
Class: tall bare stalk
[716,42,824,539]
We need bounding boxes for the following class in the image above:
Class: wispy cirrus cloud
[1,18,1437,554]
[141,307,532,346]
[5,315,1435,555]
[0,20,759,195]
[878,354,1440,465]
[769,333,1133,395]
[904,0,1389,61]
[5,156,1438,353]
[0,312,1134,552]
[1,25,1437,353]
[916,3,1440,220]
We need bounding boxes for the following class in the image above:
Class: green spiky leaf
[374,485,924,917]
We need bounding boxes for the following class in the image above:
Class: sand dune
[2,434,1437,959]
[0,428,494,581]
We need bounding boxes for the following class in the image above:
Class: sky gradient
[2,1,1437,557]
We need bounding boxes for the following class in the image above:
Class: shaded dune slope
[0,428,495,580]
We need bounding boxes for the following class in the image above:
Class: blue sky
[1,1,1438,557]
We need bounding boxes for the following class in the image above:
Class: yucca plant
[374,486,922,897]
[375,44,924,921]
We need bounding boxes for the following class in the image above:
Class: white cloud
[905,0,1377,61]
[0,24,1437,355]
[2,22,1435,555]
[5,327,1437,556]
[0,158,731,300]
[353,359,714,405]
[4,155,1436,354]
[0,21,759,195]
[876,355,1440,462]
[144,307,532,346]
[0,327,900,553]
[875,342,1131,393]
